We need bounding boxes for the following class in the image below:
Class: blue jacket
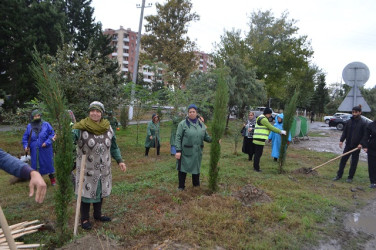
[268,114,291,159]
[22,121,55,175]
[0,148,33,179]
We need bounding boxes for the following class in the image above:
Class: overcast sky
[91,0,376,88]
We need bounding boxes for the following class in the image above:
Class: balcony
[122,53,129,57]
[111,52,118,56]
[123,61,129,64]
[143,71,153,76]
[123,37,129,42]
[122,68,129,72]
[123,45,129,49]
[143,78,152,83]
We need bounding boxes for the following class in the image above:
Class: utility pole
[128,0,152,120]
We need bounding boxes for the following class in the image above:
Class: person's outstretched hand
[29,171,47,203]
[119,162,127,172]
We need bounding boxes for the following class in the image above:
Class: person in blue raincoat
[22,110,56,186]
[268,113,291,161]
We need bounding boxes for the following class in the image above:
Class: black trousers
[242,137,255,161]
[253,144,264,171]
[178,171,200,189]
[145,145,160,156]
[368,153,376,184]
[337,146,360,179]
[81,199,103,223]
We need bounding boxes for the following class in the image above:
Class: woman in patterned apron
[73,101,126,230]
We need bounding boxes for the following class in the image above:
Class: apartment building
[195,51,216,72]
[104,26,215,84]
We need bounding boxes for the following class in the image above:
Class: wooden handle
[311,147,360,171]
[0,206,17,250]
[73,154,86,236]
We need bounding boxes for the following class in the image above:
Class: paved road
[290,121,367,161]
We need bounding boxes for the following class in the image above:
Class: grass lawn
[0,120,373,249]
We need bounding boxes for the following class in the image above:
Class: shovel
[306,147,360,174]
[73,154,86,236]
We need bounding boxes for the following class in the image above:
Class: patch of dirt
[151,240,225,250]
[233,184,272,207]
[58,234,123,250]
[291,167,319,176]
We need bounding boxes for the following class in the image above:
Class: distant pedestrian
[145,114,160,156]
[22,109,56,186]
[268,113,291,161]
[175,104,212,190]
[362,119,376,188]
[310,111,315,123]
[252,108,286,172]
[332,105,367,183]
[241,112,256,161]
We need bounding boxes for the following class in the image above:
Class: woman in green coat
[145,114,160,156]
[175,104,212,190]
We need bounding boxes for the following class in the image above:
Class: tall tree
[46,42,123,120]
[214,29,250,67]
[246,10,314,103]
[360,87,376,120]
[31,50,73,242]
[209,68,229,192]
[0,0,66,110]
[142,0,199,88]
[0,0,115,110]
[225,55,266,121]
[310,73,330,114]
[185,70,217,119]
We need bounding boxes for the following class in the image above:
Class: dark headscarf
[30,110,42,135]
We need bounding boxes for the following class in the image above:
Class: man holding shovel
[332,105,367,183]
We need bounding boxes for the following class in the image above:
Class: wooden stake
[74,154,87,236]
[0,206,17,250]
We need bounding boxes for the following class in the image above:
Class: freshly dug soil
[292,167,319,176]
[233,184,272,207]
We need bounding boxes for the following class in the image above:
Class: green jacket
[145,121,160,148]
[253,115,281,146]
[175,118,212,174]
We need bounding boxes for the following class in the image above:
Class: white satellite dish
[338,62,371,112]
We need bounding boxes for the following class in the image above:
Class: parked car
[329,114,372,131]
[324,112,349,124]
[250,107,278,122]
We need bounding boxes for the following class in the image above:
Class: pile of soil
[233,184,272,207]
[292,167,319,176]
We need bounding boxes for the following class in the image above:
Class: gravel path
[290,121,367,161]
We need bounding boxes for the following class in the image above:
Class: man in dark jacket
[333,105,367,182]
[362,119,376,188]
